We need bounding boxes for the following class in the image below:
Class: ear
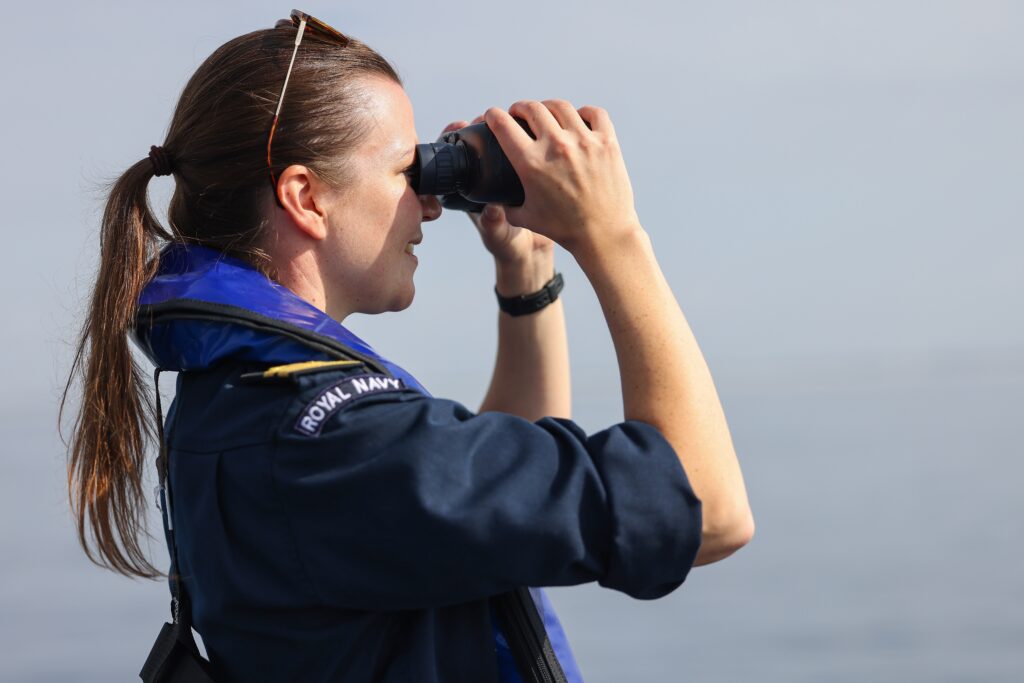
[276,165,330,240]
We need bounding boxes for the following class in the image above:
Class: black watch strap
[495,272,564,317]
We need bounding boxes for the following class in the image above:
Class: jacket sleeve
[272,387,702,610]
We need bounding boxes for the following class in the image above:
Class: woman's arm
[437,118,571,421]
[478,238,571,421]
[484,101,754,566]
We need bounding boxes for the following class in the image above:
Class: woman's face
[316,77,442,319]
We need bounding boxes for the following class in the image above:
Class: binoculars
[409,119,533,213]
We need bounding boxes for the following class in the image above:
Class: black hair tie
[148,145,174,177]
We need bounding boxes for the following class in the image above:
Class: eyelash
[402,162,417,178]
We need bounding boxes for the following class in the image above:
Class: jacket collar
[133,243,427,393]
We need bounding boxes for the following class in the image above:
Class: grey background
[2,1,1022,680]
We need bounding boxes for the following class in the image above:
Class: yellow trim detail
[262,360,362,378]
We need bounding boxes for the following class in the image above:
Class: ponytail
[61,156,171,578]
[61,23,402,579]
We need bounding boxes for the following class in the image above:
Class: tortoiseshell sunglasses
[267,10,351,193]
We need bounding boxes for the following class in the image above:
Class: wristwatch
[494,272,564,317]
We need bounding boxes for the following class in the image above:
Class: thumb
[503,205,524,228]
[481,204,504,224]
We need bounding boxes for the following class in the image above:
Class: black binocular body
[410,119,534,213]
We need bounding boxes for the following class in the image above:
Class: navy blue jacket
[136,244,703,682]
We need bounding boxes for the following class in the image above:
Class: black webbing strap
[140,368,218,683]
[139,620,217,683]
[491,587,569,683]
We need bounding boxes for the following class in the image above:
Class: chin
[368,283,415,314]
[350,276,415,316]
[390,284,416,312]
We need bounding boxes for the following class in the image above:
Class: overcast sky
[4,0,1021,417]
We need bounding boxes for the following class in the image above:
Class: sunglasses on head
[267,10,351,195]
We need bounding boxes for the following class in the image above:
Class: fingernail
[483,205,499,219]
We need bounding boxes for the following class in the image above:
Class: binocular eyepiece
[409,119,534,213]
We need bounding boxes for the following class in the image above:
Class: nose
[419,194,442,222]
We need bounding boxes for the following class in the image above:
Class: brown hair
[60,23,401,577]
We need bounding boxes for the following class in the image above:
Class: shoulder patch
[241,360,364,383]
[295,373,406,436]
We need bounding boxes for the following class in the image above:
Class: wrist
[571,222,649,277]
[495,272,564,317]
[494,252,555,297]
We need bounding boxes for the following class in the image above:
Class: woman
[64,10,753,682]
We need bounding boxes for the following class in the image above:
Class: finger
[471,113,486,125]
[480,204,505,226]
[466,204,502,239]
[478,206,515,250]
[576,105,614,136]
[442,120,470,135]
[508,100,564,139]
[541,99,589,134]
[504,205,525,227]
[484,107,535,167]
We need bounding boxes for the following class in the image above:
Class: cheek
[398,183,424,218]
[364,184,405,239]
[378,174,413,215]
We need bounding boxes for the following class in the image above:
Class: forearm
[478,256,571,421]
[575,226,753,565]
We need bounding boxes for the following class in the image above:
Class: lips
[405,235,423,255]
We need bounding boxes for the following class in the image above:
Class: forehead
[354,77,417,160]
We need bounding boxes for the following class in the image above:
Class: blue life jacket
[135,243,702,683]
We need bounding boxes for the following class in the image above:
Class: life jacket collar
[133,243,426,393]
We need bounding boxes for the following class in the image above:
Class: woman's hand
[482,100,642,258]
[441,118,556,294]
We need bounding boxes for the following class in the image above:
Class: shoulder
[238,360,437,440]
[170,359,418,450]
